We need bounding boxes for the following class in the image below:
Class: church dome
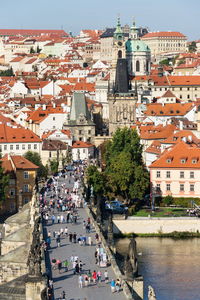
[126,39,150,53]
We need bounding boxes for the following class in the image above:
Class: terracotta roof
[150,142,200,169]
[140,124,177,140]
[142,31,186,38]
[42,139,67,151]
[161,130,199,145]
[73,82,95,92]
[26,106,65,123]
[144,103,194,116]
[0,29,68,37]
[0,124,41,143]
[145,140,162,154]
[72,141,94,148]
[42,129,71,140]
[161,90,176,98]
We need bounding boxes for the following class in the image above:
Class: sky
[1,0,199,40]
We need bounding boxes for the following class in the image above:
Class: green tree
[188,41,197,53]
[163,195,173,206]
[30,47,35,54]
[104,128,149,203]
[24,151,47,179]
[49,159,59,174]
[86,165,106,196]
[159,58,170,66]
[0,68,14,77]
[0,152,9,203]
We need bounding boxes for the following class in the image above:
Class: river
[136,237,200,300]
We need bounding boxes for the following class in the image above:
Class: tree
[188,41,197,53]
[49,159,59,174]
[86,165,106,196]
[104,128,149,203]
[24,151,47,179]
[159,58,170,66]
[0,152,9,203]
[163,195,173,206]
[0,68,14,77]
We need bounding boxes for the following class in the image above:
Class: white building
[71,141,94,161]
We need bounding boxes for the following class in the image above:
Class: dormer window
[166,158,172,163]
[170,110,174,114]
[160,111,163,114]
[181,158,186,163]
[192,158,198,164]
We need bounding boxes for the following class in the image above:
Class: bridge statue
[124,238,138,280]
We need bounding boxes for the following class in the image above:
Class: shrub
[163,195,173,206]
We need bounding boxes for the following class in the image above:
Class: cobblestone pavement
[44,174,125,300]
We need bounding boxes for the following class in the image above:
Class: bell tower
[110,17,126,85]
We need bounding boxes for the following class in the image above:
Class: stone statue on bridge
[124,238,138,280]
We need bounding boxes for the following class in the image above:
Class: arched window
[118,50,122,58]
[136,60,140,72]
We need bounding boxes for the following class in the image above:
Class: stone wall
[113,217,200,234]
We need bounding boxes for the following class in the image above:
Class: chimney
[188,135,193,143]
[42,104,46,111]
[179,120,183,130]
[52,102,56,108]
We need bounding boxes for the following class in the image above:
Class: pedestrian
[57,260,62,274]
[116,278,121,293]
[104,270,109,283]
[75,263,80,274]
[64,227,68,236]
[51,215,55,224]
[69,232,73,243]
[95,250,98,264]
[88,270,92,284]
[110,279,116,293]
[88,236,92,246]
[78,274,83,288]
[84,274,89,287]
[92,270,97,284]
[60,290,66,300]
[73,232,77,243]
[63,259,69,272]
[57,215,60,224]
[95,233,99,243]
[56,235,61,247]
[97,270,102,282]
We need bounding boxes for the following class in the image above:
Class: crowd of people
[39,163,122,300]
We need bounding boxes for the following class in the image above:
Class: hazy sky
[1,0,199,40]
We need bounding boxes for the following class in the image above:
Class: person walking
[97,270,102,282]
[116,278,121,293]
[69,232,73,243]
[110,279,116,293]
[73,232,77,243]
[104,270,109,283]
[56,235,61,247]
[57,260,62,274]
[88,270,92,284]
[92,270,97,284]
[84,274,89,287]
[59,290,66,300]
[78,274,83,288]
[57,215,60,224]
[63,259,69,272]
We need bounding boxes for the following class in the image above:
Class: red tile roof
[150,142,200,169]
[140,124,177,140]
[2,154,38,171]
[0,29,68,37]
[72,141,94,148]
[0,124,41,143]
[142,31,186,38]
[144,103,194,117]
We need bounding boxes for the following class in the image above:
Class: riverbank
[113,217,200,235]
[114,231,200,239]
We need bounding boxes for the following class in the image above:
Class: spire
[130,17,138,40]
[114,15,123,40]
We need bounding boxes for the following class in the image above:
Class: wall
[113,217,200,234]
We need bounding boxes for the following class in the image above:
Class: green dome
[126,39,150,53]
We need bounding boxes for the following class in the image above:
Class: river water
[136,237,200,300]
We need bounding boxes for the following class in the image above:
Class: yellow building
[141,31,187,60]
[1,154,38,215]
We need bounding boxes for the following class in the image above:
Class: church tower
[110,17,126,85]
[126,20,151,76]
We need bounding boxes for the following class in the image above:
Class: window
[187,95,190,99]
[24,171,29,179]
[53,117,55,121]
[156,171,161,178]
[180,87,182,91]
[24,198,29,204]
[28,144,31,150]
[192,159,197,164]
[187,87,190,91]
[16,144,19,150]
[10,145,13,150]
[4,145,7,150]
[22,144,25,150]
[79,130,82,135]
[9,189,15,196]
[190,184,194,192]
[180,184,184,192]
[190,171,194,179]
[166,184,171,191]
[49,151,51,158]
[166,158,172,163]
[23,184,29,193]
[166,171,170,178]
[136,60,140,72]
[88,130,91,135]
[180,171,184,178]
[34,144,37,150]
[181,159,186,164]
[83,149,85,153]
[156,184,161,192]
